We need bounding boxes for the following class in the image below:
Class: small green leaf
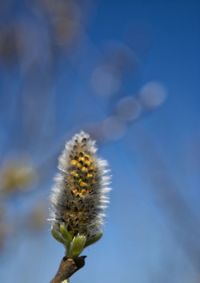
[85,232,103,248]
[60,224,73,248]
[51,228,65,244]
[68,235,86,258]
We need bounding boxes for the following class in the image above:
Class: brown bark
[50,256,86,283]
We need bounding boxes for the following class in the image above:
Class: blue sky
[0,0,200,282]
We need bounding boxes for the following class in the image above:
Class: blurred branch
[128,127,200,271]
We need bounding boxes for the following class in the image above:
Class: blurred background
[0,0,200,282]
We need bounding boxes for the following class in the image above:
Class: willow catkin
[50,131,111,242]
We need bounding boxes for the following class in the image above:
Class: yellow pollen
[70,160,77,166]
[84,154,90,160]
[76,162,82,169]
[80,189,87,196]
[70,171,79,177]
[89,165,95,171]
[87,173,93,178]
[71,187,78,195]
[81,167,88,173]
[85,160,92,167]
[79,181,87,187]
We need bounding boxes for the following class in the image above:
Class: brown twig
[50,256,86,283]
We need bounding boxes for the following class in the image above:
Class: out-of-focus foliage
[0,160,36,196]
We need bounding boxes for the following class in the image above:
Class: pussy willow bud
[49,131,111,254]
